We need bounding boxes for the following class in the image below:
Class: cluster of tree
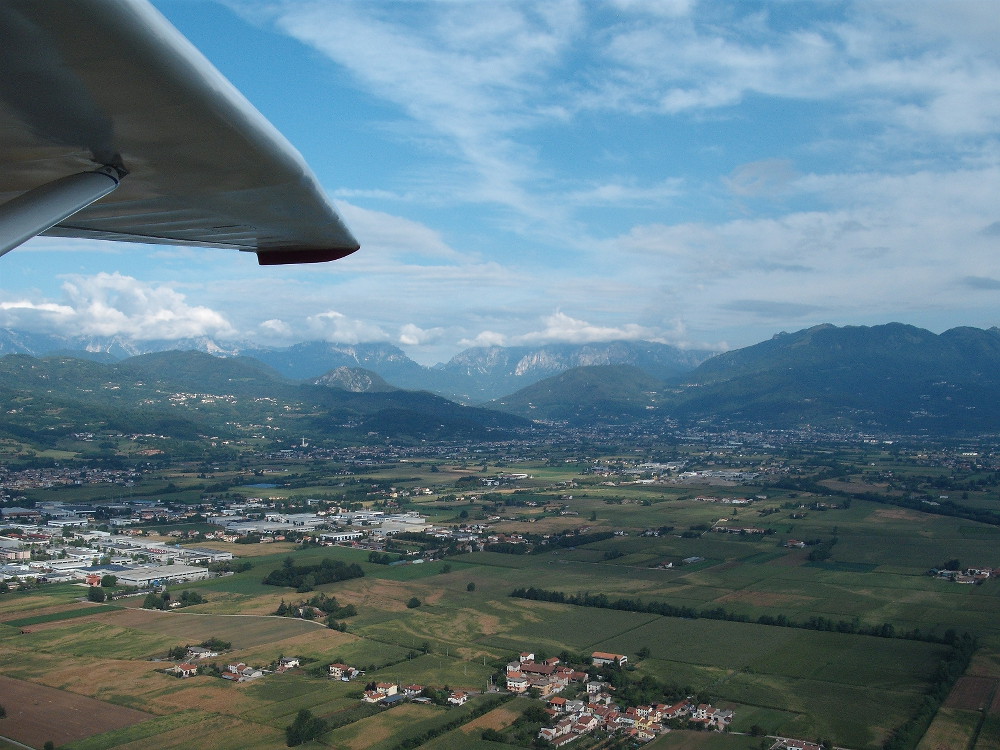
[483,541,528,555]
[534,530,615,553]
[285,708,328,747]
[207,559,253,574]
[367,551,400,565]
[807,536,838,562]
[510,587,965,645]
[275,593,357,620]
[262,557,364,592]
[143,592,168,610]
[142,590,205,610]
[485,529,616,556]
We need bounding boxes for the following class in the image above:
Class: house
[572,715,599,734]
[591,651,627,667]
[520,661,556,676]
[506,671,528,693]
[778,741,823,750]
[448,691,469,705]
[539,718,574,743]
[328,663,362,680]
[547,696,567,712]
[277,657,300,672]
[402,684,424,697]
[225,663,263,681]
[172,662,198,677]
[186,646,218,660]
[662,699,691,719]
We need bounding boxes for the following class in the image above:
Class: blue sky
[3,0,1000,364]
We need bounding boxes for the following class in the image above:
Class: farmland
[3,437,1000,749]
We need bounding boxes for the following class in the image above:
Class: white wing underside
[0,0,359,265]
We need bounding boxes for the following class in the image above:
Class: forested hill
[492,324,1000,434]
[0,351,530,450]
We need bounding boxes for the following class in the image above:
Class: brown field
[492,516,588,534]
[144,678,261,715]
[945,675,998,711]
[21,605,125,632]
[20,656,167,700]
[969,649,1000,679]
[333,704,430,750]
[916,707,978,750]
[769,549,809,567]
[222,626,354,666]
[868,508,927,522]
[820,479,888,494]
[109,713,286,750]
[714,590,816,607]
[348,578,425,612]
[0,591,92,617]
[0,599,101,623]
[182,540,299,557]
[0,675,154,748]
[96,607,327,648]
[460,704,520,732]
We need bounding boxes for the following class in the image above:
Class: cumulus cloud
[458,330,508,349]
[398,323,444,346]
[0,273,234,340]
[304,311,389,343]
[512,311,663,344]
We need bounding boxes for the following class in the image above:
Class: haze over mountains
[5,323,1000,437]
[0,329,711,403]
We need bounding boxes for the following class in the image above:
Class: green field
[3,447,1000,750]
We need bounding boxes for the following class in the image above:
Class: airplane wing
[0,0,359,265]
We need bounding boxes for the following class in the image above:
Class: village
[165,642,737,745]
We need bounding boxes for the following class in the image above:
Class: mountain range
[6,322,1000,438]
[0,329,711,403]
[492,323,1000,434]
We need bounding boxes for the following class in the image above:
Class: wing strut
[0,166,124,258]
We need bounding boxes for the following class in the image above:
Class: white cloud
[398,323,443,346]
[304,310,389,343]
[258,319,293,338]
[335,202,466,261]
[0,273,235,341]
[458,330,508,349]
[511,311,663,345]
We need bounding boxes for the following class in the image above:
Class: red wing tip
[256,246,360,265]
